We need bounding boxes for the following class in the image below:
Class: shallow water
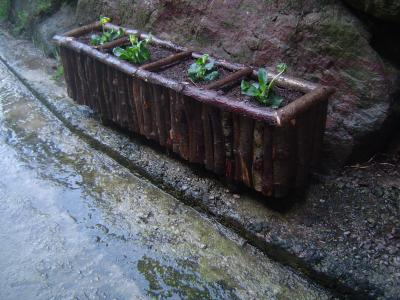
[0,60,328,300]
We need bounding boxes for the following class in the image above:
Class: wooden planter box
[53,22,335,198]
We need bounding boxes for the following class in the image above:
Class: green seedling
[241,63,287,108]
[188,54,219,82]
[90,16,124,46]
[112,34,151,64]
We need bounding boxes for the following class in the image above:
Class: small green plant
[90,16,124,46]
[53,65,64,81]
[188,54,219,82]
[241,63,287,108]
[0,0,11,22]
[112,35,151,64]
[12,11,29,36]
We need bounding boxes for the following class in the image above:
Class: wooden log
[126,76,139,133]
[295,108,316,188]
[116,70,130,129]
[151,84,167,146]
[272,122,296,198]
[170,90,180,153]
[106,66,118,123]
[164,89,172,150]
[140,51,193,71]
[100,62,113,122]
[140,82,155,140]
[222,111,234,181]
[132,78,144,135]
[185,99,204,164]
[252,121,264,192]
[63,21,101,37]
[239,117,255,187]
[59,46,75,99]
[262,126,274,197]
[93,58,108,120]
[67,49,81,104]
[277,86,335,126]
[202,106,214,171]
[233,114,241,182]
[84,56,98,113]
[176,94,190,160]
[204,67,253,90]
[103,23,140,39]
[75,52,88,106]
[209,107,225,175]
[95,36,129,51]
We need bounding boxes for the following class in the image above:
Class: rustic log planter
[53,22,335,198]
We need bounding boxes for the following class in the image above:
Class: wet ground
[0,27,399,299]
[0,46,330,299]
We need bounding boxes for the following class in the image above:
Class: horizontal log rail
[277,86,335,126]
[63,21,101,37]
[204,67,253,90]
[94,36,130,50]
[141,51,193,71]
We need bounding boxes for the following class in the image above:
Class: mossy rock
[344,0,400,23]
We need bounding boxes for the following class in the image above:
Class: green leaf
[90,34,101,45]
[241,80,259,97]
[100,16,111,25]
[113,47,123,57]
[270,95,283,108]
[204,71,219,82]
[257,68,268,92]
[276,63,287,73]
[129,35,137,45]
[205,60,215,71]
[241,80,251,92]
[198,54,209,65]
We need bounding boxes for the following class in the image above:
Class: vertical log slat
[209,107,225,175]
[202,105,214,171]
[262,126,274,197]
[222,111,234,181]
[132,78,145,135]
[239,117,255,188]
[273,122,296,197]
[252,121,264,192]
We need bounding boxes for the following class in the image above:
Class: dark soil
[76,32,176,66]
[76,31,103,45]
[157,59,232,87]
[225,81,304,109]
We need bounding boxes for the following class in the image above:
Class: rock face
[7,0,400,167]
[344,0,400,23]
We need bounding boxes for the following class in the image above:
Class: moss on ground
[0,0,11,22]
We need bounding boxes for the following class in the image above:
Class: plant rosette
[188,54,219,82]
[241,64,287,109]
[113,35,151,65]
[90,16,125,46]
